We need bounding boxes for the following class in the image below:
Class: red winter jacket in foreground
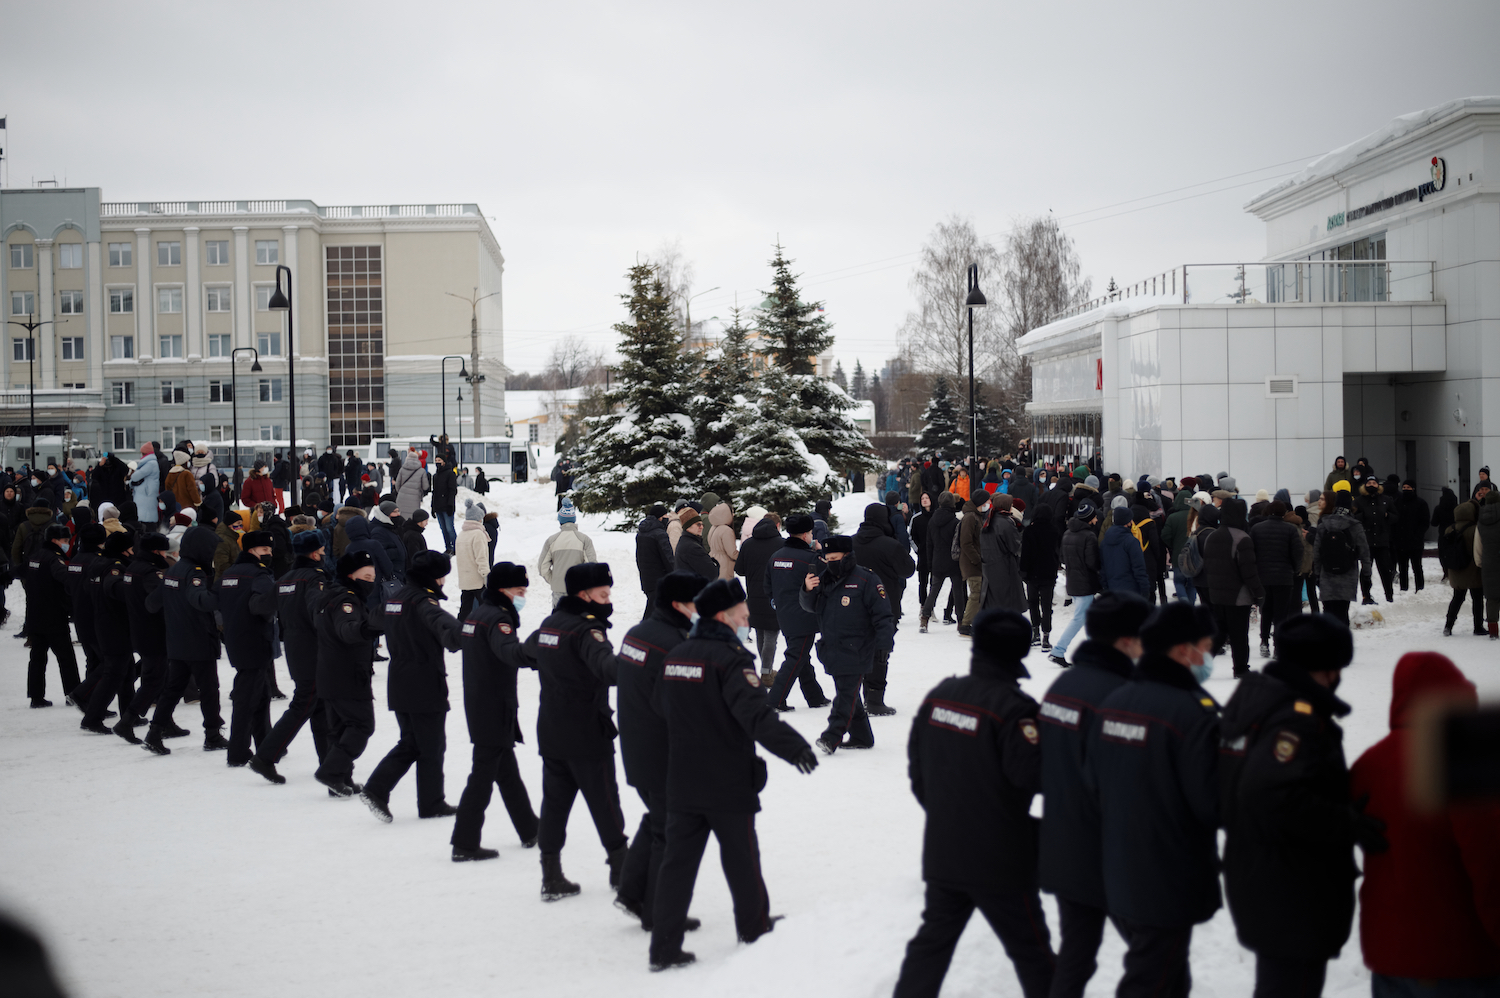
[1348,652,1500,980]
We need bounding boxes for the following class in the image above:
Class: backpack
[950,519,962,563]
[1439,524,1472,571]
[1177,530,1205,577]
[1321,524,1357,574]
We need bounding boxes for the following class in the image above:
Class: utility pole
[445,288,499,436]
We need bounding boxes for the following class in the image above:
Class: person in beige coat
[456,499,491,620]
[707,501,738,579]
[538,499,598,608]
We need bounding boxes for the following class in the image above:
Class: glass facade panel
[325,245,385,447]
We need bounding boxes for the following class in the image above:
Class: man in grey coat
[394,448,429,520]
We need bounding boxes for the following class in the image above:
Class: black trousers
[1323,599,1350,628]
[1365,547,1395,599]
[916,567,931,608]
[317,698,376,783]
[1259,583,1298,645]
[257,679,329,765]
[451,742,539,850]
[921,569,962,620]
[458,589,480,622]
[82,651,135,726]
[892,881,1056,998]
[226,666,272,765]
[823,672,872,748]
[1114,918,1192,998]
[618,787,666,922]
[127,654,169,719]
[641,591,657,622]
[1253,954,1327,998]
[649,810,770,963]
[26,627,80,701]
[1447,587,1485,631]
[152,658,224,732]
[1026,579,1055,634]
[365,710,449,814]
[866,648,891,697]
[1396,550,1425,591]
[765,632,827,708]
[1210,603,1252,672]
[1049,896,1125,998]
[536,754,628,857]
[1298,573,1319,614]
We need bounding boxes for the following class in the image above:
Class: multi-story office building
[0,187,506,471]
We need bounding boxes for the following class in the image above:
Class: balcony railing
[0,388,104,408]
[100,201,479,219]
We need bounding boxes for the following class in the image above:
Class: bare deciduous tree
[544,334,607,389]
[899,216,1008,385]
[644,239,697,341]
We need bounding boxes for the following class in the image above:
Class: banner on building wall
[1096,358,1103,391]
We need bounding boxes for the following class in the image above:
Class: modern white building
[1019,97,1499,504]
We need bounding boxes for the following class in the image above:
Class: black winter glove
[791,748,819,775]
[1352,793,1389,854]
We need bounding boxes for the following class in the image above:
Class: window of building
[528,422,540,443]
[157,288,182,313]
[208,425,230,443]
[257,331,281,356]
[206,240,229,266]
[12,338,33,362]
[259,377,282,402]
[61,337,84,361]
[206,333,229,358]
[111,381,134,405]
[57,243,83,269]
[108,243,132,267]
[259,425,283,441]
[255,285,273,311]
[209,380,233,403]
[157,241,181,267]
[205,286,231,312]
[112,427,136,450]
[159,335,183,359]
[9,244,34,269]
[160,381,184,405]
[110,335,134,360]
[255,240,278,265]
[10,291,35,316]
[59,289,83,315]
[109,288,133,314]
[62,382,86,389]
[325,245,385,447]
[162,425,186,447]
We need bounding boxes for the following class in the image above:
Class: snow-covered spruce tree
[915,374,963,459]
[720,374,833,516]
[693,306,757,496]
[572,263,702,520]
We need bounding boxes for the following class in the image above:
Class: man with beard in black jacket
[893,608,1055,998]
[852,503,916,716]
[142,526,228,755]
[219,531,279,769]
[614,571,709,929]
[763,514,830,711]
[635,504,675,621]
[523,562,630,901]
[1220,613,1378,997]
[312,551,383,797]
[1393,480,1430,593]
[1037,591,1151,998]
[360,550,464,822]
[450,562,542,861]
[801,536,894,753]
[82,531,142,742]
[1091,601,1221,997]
[647,578,817,972]
[120,534,171,729]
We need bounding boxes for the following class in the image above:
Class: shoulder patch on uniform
[1293,700,1314,715]
[191,576,202,587]
[111,568,120,576]
[591,630,605,642]
[929,705,980,734]
[428,598,439,605]
[1273,730,1300,763]
[1039,699,1080,729]
[342,603,353,613]
[499,623,514,635]
[1019,719,1040,745]
[742,668,760,688]
[876,583,887,599]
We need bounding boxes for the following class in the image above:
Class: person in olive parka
[450,562,542,862]
[142,525,228,755]
[312,551,384,797]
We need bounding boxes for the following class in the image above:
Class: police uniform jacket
[383,582,463,713]
[1220,664,1357,962]
[908,651,1043,893]
[766,537,822,638]
[122,552,169,658]
[1090,652,1221,928]
[149,526,222,662]
[459,591,532,747]
[93,554,134,654]
[66,550,101,650]
[23,543,72,633]
[276,558,330,685]
[1038,639,1135,909]
[658,618,809,813]
[616,604,691,794]
[798,559,894,675]
[315,579,380,700]
[218,552,278,670]
[523,595,618,760]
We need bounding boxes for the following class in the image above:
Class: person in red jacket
[239,461,282,512]
[1349,652,1500,995]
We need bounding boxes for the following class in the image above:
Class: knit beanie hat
[173,451,189,466]
[465,498,486,522]
[558,498,577,524]
[379,499,398,517]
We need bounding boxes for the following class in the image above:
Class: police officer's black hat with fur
[695,578,746,619]
[564,562,613,595]
[656,570,709,607]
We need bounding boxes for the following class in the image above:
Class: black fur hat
[409,551,452,588]
[103,531,136,558]
[486,562,528,593]
[140,533,170,553]
[1140,601,1218,653]
[336,550,375,578]
[1085,591,1152,643]
[240,530,273,550]
[292,531,325,555]
[656,571,710,608]
[564,562,613,596]
[694,577,747,619]
[783,513,815,535]
[79,523,108,549]
[1276,613,1354,670]
[44,524,70,542]
[971,608,1034,671]
[823,535,854,554]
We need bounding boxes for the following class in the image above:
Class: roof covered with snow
[1016,294,1183,355]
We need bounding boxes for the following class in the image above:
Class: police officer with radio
[219,530,279,769]
[120,533,171,730]
[763,513,829,712]
[313,550,383,798]
[142,526,227,756]
[798,535,894,754]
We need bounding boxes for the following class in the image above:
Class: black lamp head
[250,358,263,372]
[267,275,290,311]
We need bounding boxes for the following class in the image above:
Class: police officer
[648,578,817,972]
[798,535,894,754]
[1091,601,1220,997]
[614,570,709,929]
[360,550,464,821]
[142,525,227,756]
[1037,591,1152,998]
[21,524,80,708]
[893,608,1056,998]
[523,562,628,902]
[1221,613,1377,997]
[219,530,279,769]
[762,513,829,712]
[120,533,172,731]
[851,502,916,716]
[81,531,141,742]
[62,524,109,713]
[450,562,541,861]
[313,551,382,798]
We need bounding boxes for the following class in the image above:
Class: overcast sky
[5,1,1499,377]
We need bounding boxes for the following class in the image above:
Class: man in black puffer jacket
[1249,501,1305,660]
[635,505,676,621]
[852,503,915,715]
[1019,505,1062,650]
[1203,497,1265,678]
[1355,480,1398,604]
[1050,502,1101,665]
[1392,480,1429,593]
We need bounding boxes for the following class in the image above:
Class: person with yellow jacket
[707,501,737,580]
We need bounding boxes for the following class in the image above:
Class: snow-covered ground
[2,482,1496,997]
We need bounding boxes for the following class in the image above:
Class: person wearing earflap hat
[120,533,172,730]
[309,549,383,797]
[62,523,109,707]
[648,577,817,973]
[79,530,142,741]
[1090,600,1222,997]
[1219,613,1371,997]
[763,512,831,711]
[450,562,541,862]
[140,525,228,755]
[893,609,1056,998]
[21,523,80,707]
[522,561,630,902]
[217,530,280,768]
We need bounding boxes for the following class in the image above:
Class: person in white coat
[455,499,491,620]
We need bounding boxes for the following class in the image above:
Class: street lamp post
[5,313,54,469]
[680,286,720,345]
[444,289,499,435]
[266,266,297,507]
[964,264,987,472]
[440,355,468,460]
[230,347,262,503]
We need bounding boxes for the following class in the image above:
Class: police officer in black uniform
[82,531,141,741]
[798,535,894,754]
[523,561,629,902]
[219,530,279,769]
[614,570,709,929]
[313,551,382,797]
[762,513,829,712]
[893,608,1056,998]
[142,525,228,755]
[1221,613,1376,997]
[249,531,333,785]
[1037,591,1152,998]
[361,550,464,821]
[121,533,172,730]
[648,578,817,972]
[63,524,109,714]
[1091,601,1220,998]
[22,524,80,708]
[450,562,541,861]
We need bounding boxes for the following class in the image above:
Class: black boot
[541,853,580,901]
[161,721,192,738]
[607,844,628,889]
[650,951,696,972]
[202,729,229,752]
[865,691,897,717]
[112,717,142,744]
[1040,632,1052,651]
[360,789,393,823]
[1031,626,1041,646]
[249,755,286,785]
[452,845,500,862]
[142,725,171,756]
[80,718,113,735]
